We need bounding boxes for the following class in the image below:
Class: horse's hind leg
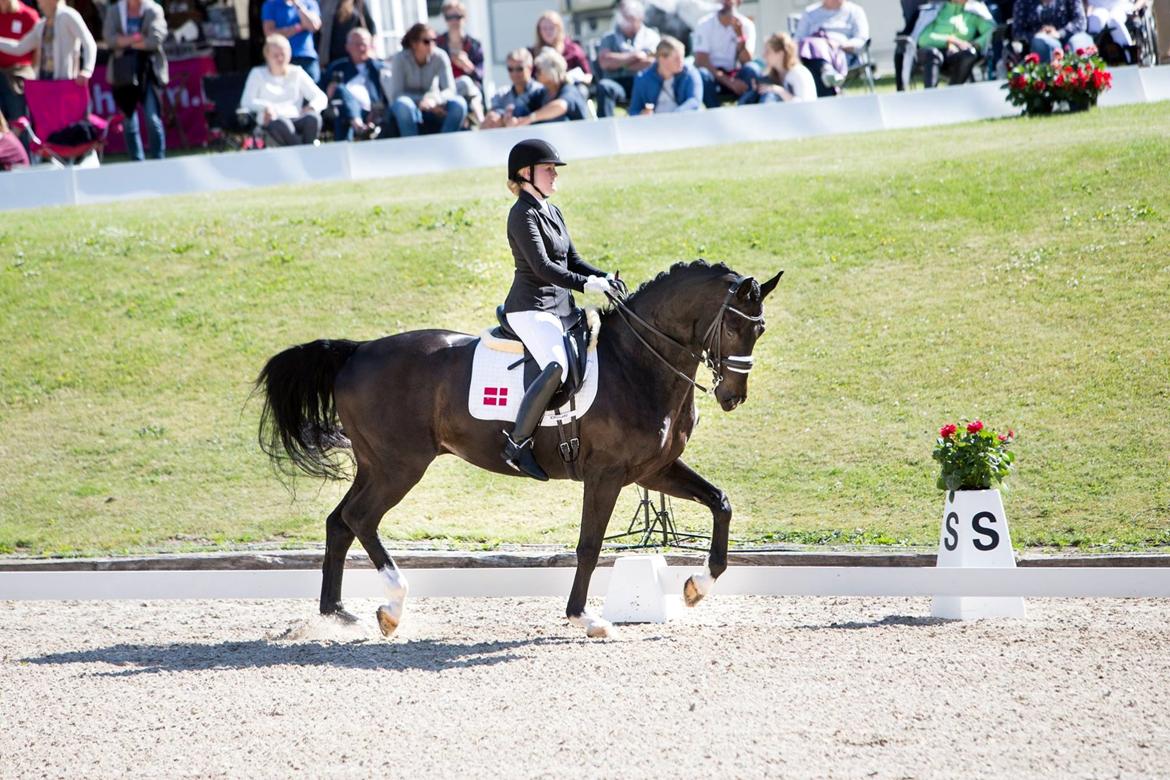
[342,460,431,637]
[320,485,358,622]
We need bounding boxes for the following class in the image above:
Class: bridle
[605,283,765,394]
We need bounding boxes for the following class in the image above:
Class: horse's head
[708,270,783,412]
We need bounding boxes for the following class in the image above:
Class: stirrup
[502,433,548,481]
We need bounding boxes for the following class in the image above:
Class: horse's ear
[734,276,756,301]
[760,270,784,300]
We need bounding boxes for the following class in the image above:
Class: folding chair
[11,79,122,166]
[202,72,264,151]
[787,12,876,94]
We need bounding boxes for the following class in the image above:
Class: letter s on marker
[971,511,1000,551]
[944,512,959,552]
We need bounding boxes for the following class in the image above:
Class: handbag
[111,52,139,87]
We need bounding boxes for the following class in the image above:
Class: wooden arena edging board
[3,566,1169,601]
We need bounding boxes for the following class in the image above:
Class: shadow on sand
[22,635,590,677]
[795,614,953,631]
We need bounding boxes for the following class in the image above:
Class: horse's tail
[255,338,363,481]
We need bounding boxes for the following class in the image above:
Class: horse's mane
[611,259,736,312]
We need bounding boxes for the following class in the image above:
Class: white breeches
[506,310,567,383]
[1087,5,1135,46]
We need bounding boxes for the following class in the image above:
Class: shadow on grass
[796,615,953,630]
[21,635,599,676]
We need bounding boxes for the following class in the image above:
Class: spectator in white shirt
[692,0,760,108]
[794,0,869,96]
[241,34,328,146]
[738,32,817,105]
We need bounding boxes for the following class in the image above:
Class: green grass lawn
[2,102,1168,556]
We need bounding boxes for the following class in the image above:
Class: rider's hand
[606,272,629,299]
[584,276,613,295]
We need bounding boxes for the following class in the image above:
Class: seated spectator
[261,0,323,82]
[386,22,466,136]
[436,0,484,124]
[914,1,994,88]
[0,0,39,138]
[1012,0,1093,63]
[317,0,375,69]
[595,0,660,118]
[628,35,702,115]
[507,47,587,126]
[241,34,327,146]
[794,0,869,96]
[0,111,28,169]
[531,10,591,83]
[481,47,540,129]
[104,0,169,162]
[693,0,760,108]
[738,32,817,104]
[1086,0,1138,63]
[0,0,95,86]
[321,27,386,141]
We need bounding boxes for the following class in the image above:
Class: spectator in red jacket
[436,0,483,124]
[0,0,38,129]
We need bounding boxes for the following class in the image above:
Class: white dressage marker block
[602,554,682,624]
[932,489,1026,620]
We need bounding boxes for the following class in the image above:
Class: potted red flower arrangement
[1003,47,1113,116]
[932,419,1016,492]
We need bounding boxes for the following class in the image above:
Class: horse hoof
[586,620,618,639]
[683,576,705,607]
[376,605,400,637]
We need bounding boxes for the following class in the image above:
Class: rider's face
[532,163,558,195]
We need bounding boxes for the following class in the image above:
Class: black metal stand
[603,488,711,550]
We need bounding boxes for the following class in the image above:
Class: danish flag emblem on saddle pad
[467,317,601,426]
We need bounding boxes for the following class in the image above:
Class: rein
[605,284,764,395]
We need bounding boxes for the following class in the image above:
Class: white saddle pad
[467,313,600,427]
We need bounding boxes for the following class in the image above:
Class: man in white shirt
[692,0,760,107]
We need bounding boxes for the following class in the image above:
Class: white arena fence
[3,566,1169,601]
[4,65,1170,213]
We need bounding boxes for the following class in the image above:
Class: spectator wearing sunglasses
[386,22,466,135]
[481,47,540,129]
[435,0,484,123]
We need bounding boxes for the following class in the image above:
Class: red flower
[1054,73,1065,87]
[998,434,1007,442]
[1008,429,1016,439]
[940,424,958,439]
[1075,48,1085,56]
[1034,79,1047,91]
[1024,52,1041,65]
[967,420,984,434]
[1010,74,1027,90]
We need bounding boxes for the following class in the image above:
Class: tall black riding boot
[502,362,563,481]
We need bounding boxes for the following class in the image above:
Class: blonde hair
[507,47,533,66]
[264,33,292,55]
[507,179,523,196]
[533,47,567,84]
[534,11,565,52]
[441,0,466,15]
[765,32,799,77]
[655,35,684,58]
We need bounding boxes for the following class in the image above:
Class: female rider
[501,139,623,481]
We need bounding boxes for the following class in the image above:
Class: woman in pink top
[531,10,591,83]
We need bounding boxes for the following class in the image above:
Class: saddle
[492,305,592,410]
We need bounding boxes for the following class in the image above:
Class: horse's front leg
[639,458,731,607]
[566,476,624,638]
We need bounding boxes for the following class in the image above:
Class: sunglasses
[444,14,463,20]
[506,65,526,72]
[420,37,436,44]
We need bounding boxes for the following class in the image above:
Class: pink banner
[90,55,217,153]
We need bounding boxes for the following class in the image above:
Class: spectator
[794,0,869,96]
[317,0,374,68]
[321,27,386,141]
[0,111,28,169]
[1086,0,1137,61]
[628,35,702,115]
[481,46,540,129]
[508,47,587,126]
[693,0,759,108]
[104,0,168,161]
[262,0,323,82]
[914,1,994,88]
[1011,0,1093,63]
[531,10,591,83]
[386,22,466,136]
[595,0,660,118]
[738,32,817,104]
[241,34,327,146]
[436,0,484,124]
[0,0,95,85]
[0,0,38,133]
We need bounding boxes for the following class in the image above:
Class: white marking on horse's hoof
[684,569,715,607]
[569,612,620,639]
[376,604,401,637]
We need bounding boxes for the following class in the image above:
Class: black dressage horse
[257,260,782,638]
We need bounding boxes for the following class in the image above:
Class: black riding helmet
[508,138,566,185]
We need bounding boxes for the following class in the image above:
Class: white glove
[584,276,611,295]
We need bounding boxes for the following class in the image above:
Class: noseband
[606,284,765,394]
